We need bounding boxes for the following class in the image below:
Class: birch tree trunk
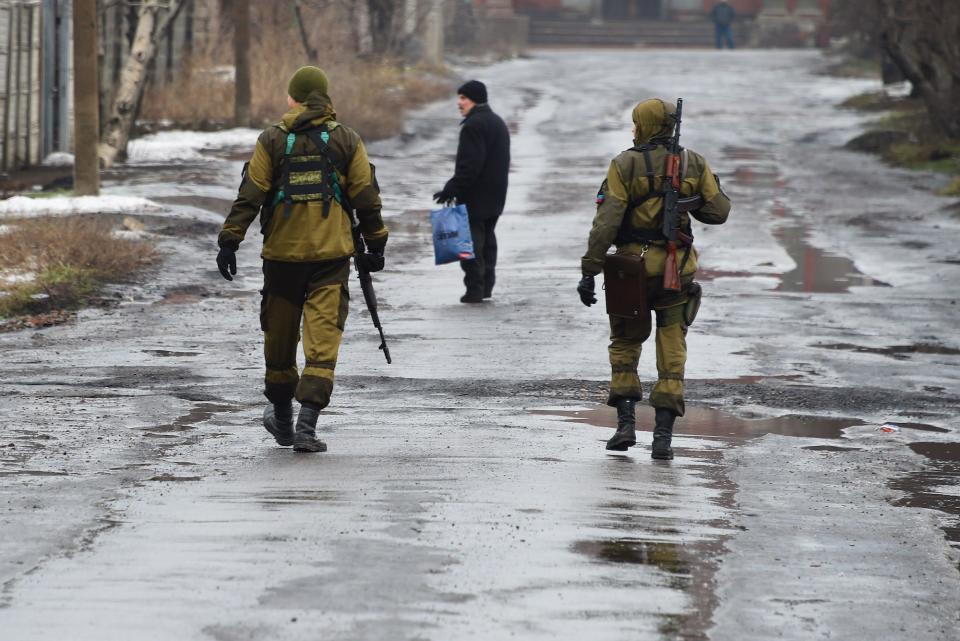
[99,0,185,167]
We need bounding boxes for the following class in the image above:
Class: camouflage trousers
[607,278,692,416]
[260,258,350,409]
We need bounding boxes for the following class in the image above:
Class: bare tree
[298,0,438,59]
[99,0,187,167]
[835,0,960,138]
[876,0,960,138]
[234,0,251,125]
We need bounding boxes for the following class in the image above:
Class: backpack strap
[302,125,342,219]
[275,132,296,218]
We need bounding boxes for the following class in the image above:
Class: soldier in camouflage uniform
[579,99,731,459]
[216,66,388,453]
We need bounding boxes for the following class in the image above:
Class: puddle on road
[534,405,865,441]
[153,195,233,214]
[147,402,233,434]
[573,539,688,574]
[148,473,202,482]
[803,445,864,452]
[157,284,215,305]
[722,146,775,162]
[774,223,890,293]
[719,156,889,293]
[814,342,960,360]
[890,442,960,549]
[255,489,342,508]
[0,469,69,477]
[730,166,786,189]
[142,349,200,358]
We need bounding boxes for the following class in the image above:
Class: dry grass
[844,93,960,188]
[0,216,156,318]
[140,5,452,141]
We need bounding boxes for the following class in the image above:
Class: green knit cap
[288,66,329,102]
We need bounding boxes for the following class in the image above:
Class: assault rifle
[661,98,693,292]
[351,220,392,365]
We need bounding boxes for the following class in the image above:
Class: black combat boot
[293,403,327,453]
[651,408,676,460]
[263,401,295,447]
[606,399,637,451]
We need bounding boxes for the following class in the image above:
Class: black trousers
[460,215,500,296]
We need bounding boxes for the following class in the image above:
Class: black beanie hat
[457,80,487,104]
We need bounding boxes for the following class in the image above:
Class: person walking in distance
[710,0,737,49]
[434,80,511,303]
[578,99,731,459]
[216,66,388,453]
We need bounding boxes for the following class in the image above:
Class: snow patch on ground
[126,128,261,164]
[0,269,35,285]
[42,152,75,167]
[0,195,159,217]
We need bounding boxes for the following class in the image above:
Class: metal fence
[1,0,43,172]
[1,0,214,174]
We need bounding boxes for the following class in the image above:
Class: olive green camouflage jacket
[582,99,730,277]
[219,92,388,262]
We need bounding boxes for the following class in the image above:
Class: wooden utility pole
[73,0,100,196]
[233,0,251,126]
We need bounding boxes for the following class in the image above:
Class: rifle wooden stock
[663,241,681,292]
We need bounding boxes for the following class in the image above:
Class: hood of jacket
[282,91,338,131]
[632,99,676,146]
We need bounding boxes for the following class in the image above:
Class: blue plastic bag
[430,204,475,265]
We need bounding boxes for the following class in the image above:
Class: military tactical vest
[273,124,347,220]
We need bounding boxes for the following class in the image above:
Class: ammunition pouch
[683,281,702,326]
[603,253,648,319]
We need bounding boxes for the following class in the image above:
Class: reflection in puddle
[534,405,864,441]
[255,490,342,509]
[730,166,785,189]
[722,146,774,161]
[719,154,889,293]
[890,442,960,548]
[573,539,688,574]
[774,223,889,293]
[815,342,960,360]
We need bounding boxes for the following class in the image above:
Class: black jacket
[443,104,510,221]
[710,2,736,26]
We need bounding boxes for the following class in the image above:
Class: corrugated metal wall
[1,0,217,173]
[1,0,43,172]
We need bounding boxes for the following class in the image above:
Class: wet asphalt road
[2,50,960,640]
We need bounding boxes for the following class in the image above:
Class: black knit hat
[457,80,487,104]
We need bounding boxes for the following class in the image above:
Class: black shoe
[606,399,637,451]
[651,408,676,460]
[292,404,327,453]
[263,402,294,446]
[483,287,493,299]
[460,292,484,304]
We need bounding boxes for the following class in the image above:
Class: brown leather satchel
[603,253,647,318]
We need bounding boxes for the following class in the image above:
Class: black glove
[433,189,454,205]
[578,275,597,307]
[357,248,385,273]
[216,246,237,281]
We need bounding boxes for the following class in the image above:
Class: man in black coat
[434,80,511,303]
